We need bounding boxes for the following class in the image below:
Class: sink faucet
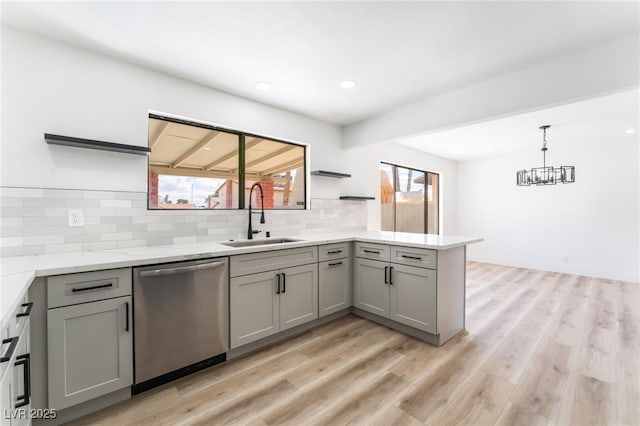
[248,182,266,239]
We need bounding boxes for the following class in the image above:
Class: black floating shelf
[311,170,351,178]
[45,133,151,156]
[339,196,375,201]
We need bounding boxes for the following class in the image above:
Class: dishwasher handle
[139,261,226,278]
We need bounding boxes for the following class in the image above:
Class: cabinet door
[12,323,30,426]
[319,259,351,317]
[354,258,389,317]
[47,296,132,410]
[279,263,318,331]
[389,264,437,334]
[0,365,13,426]
[230,271,279,349]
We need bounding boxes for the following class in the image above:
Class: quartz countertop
[0,231,482,325]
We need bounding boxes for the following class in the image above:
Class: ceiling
[2,1,638,127]
[397,89,640,161]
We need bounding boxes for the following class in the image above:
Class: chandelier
[516,125,575,186]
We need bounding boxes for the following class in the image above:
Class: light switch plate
[68,209,84,227]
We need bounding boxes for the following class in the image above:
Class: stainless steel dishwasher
[132,257,228,394]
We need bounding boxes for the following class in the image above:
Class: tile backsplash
[0,187,367,257]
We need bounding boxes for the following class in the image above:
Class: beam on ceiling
[245,145,297,169]
[171,131,220,168]
[149,121,169,149]
[342,34,640,149]
[203,138,262,171]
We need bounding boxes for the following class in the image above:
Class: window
[380,162,439,234]
[147,115,306,210]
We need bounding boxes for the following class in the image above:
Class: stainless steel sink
[220,238,303,248]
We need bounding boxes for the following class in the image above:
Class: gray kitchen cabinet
[229,251,318,349]
[354,242,438,334]
[318,242,352,317]
[45,267,132,411]
[1,294,32,426]
[354,258,389,317]
[389,263,437,334]
[47,296,132,410]
[230,271,280,347]
[0,366,12,426]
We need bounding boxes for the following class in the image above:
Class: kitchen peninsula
[1,231,481,425]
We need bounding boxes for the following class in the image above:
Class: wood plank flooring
[68,263,639,426]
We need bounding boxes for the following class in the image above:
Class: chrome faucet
[247,182,266,239]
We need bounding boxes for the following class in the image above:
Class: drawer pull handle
[363,249,380,254]
[282,272,286,294]
[1,337,19,363]
[15,353,30,408]
[139,261,226,277]
[71,283,113,293]
[401,255,423,261]
[328,261,343,267]
[327,250,343,254]
[276,273,281,294]
[125,302,130,332]
[16,302,33,318]
[384,266,389,284]
[389,266,394,285]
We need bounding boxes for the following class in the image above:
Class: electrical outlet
[68,209,84,227]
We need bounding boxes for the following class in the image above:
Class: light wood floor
[69,262,640,426]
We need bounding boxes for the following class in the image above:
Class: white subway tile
[117,240,147,249]
[0,198,23,207]
[84,208,117,217]
[44,208,67,217]
[0,237,23,247]
[173,236,197,244]
[45,243,84,254]
[101,232,133,241]
[82,190,116,200]
[116,192,147,200]
[0,217,23,227]
[101,199,132,208]
[83,241,117,251]
[0,187,44,198]
[43,189,81,199]
[23,235,64,246]
[132,216,160,224]
[147,223,172,231]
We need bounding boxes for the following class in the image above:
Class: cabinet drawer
[355,242,390,262]
[2,293,31,341]
[318,242,350,262]
[47,268,132,308]
[230,246,318,277]
[391,246,437,269]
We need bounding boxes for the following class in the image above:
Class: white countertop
[0,231,482,325]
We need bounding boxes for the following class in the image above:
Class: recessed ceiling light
[203,147,211,151]
[625,129,636,134]
[340,80,357,89]
[255,81,272,91]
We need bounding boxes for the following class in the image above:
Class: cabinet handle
[327,250,343,254]
[1,337,18,363]
[282,273,286,293]
[276,273,281,294]
[71,283,113,293]
[125,302,130,332]
[328,261,343,267]
[363,249,380,254]
[384,266,389,284]
[401,254,423,261]
[389,266,394,285]
[16,302,33,318]
[15,353,30,408]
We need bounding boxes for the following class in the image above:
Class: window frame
[147,113,307,210]
[380,161,440,235]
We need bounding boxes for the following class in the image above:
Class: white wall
[0,25,457,233]
[457,114,639,281]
